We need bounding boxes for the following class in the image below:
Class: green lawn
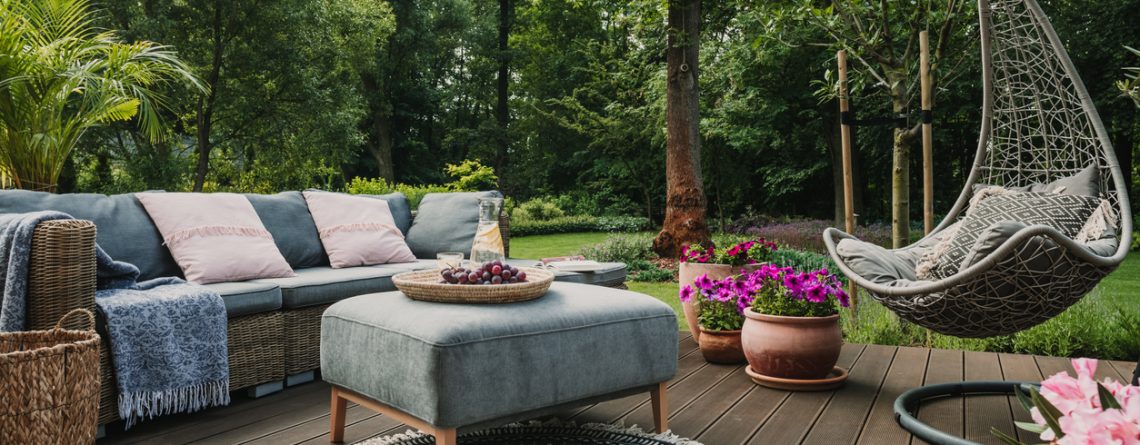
[1099,251,1140,307]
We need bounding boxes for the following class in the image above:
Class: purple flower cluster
[679,264,850,314]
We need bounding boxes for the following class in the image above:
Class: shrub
[444,159,498,191]
[631,266,674,283]
[575,233,657,264]
[345,177,451,209]
[734,219,892,254]
[514,198,565,221]
[511,215,649,237]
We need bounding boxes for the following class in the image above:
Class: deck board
[997,353,1043,443]
[95,336,1129,445]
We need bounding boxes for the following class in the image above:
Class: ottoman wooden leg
[330,387,348,443]
[435,428,457,445]
[650,382,668,433]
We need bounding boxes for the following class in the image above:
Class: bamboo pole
[838,50,858,316]
[921,31,934,236]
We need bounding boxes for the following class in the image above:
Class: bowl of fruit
[392,260,555,304]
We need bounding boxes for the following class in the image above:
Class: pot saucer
[745,365,849,391]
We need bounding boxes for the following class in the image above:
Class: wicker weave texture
[393,267,555,304]
[25,220,97,332]
[0,310,101,444]
[284,305,329,375]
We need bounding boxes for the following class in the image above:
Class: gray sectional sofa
[0,189,513,426]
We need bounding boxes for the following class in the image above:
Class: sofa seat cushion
[254,262,432,309]
[320,282,678,428]
[200,281,282,318]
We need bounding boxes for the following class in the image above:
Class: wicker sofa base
[97,311,286,424]
[284,304,332,376]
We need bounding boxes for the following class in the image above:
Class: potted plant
[679,274,752,364]
[677,239,777,342]
[740,265,850,387]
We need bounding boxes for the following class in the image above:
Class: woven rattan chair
[824,0,1133,341]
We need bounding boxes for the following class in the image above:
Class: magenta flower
[679,285,695,303]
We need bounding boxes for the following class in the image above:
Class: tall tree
[495,0,512,187]
[654,0,711,257]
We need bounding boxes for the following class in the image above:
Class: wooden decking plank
[1108,360,1137,383]
[569,351,709,423]
[614,363,741,427]
[694,385,788,445]
[113,381,330,445]
[191,385,362,444]
[997,353,1043,443]
[800,344,897,445]
[912,348,963,445]
[297,413,404,445]
[645,363,753,437]
[743,344,866,445]
[239,403,380,445]
[856,346,929,445]
[962,351,1014,445]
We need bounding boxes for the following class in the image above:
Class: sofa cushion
[320,282,678,428]
[361,192,413,235]
[303,191,417,268]
[200,281,282,318]
[246,192,328,268]
[136,192,296,284]
[405,191,502,259]
[0,190,180,280]
[836,238,919,285]
[253,262,432,308]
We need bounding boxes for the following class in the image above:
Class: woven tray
[393,267,554,304]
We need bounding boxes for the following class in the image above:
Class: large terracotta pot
[678,262,762,342]
[697,328,746,364]
[741,309,842,380]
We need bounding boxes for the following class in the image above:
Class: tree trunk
[889,80,914,248]
[654,0,711,258]
[495,0,511,188]
[825,104,844,226]
[192,1,225,192]
[368,115,396,181]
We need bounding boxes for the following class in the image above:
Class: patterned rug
[356,421,703,445]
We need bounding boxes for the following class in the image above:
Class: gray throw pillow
[972,164,1100,198]
[246,192,328,268]
[0,190,181,280]
[405,191,502,259]
[837,239,918,285]
[923,191,1100,280]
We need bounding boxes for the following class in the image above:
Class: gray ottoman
[321,282,678,444]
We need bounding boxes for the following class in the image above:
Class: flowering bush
[680,239,778,266]
[996,358,1140,445]
[679,265,850,329]
[747,264,849,318]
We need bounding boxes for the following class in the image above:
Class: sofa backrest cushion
[246,192,328,268]
[360,192,413,235]
[0,190,180,280]
[405,191,501,259]
[302,191,416,268]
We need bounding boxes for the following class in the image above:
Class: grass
[509,232,613,260]
[1098,251,1140,307]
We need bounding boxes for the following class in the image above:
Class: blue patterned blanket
[0,211,229,428]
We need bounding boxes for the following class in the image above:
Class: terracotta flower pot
[678,262,762,343]
[741,309,842,380]
[697,328,746,364]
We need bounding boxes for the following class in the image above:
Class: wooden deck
[98,333,1138,445]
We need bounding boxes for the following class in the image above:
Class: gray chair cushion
[836,239,918,285]
[253,262,430,308]
[246,192,328,268]
[361,192,413,235]
[320,282,678,428]
[200,281,282,318]
[0,190,179,280]
[405,191,502,259]
[972,164,1101,197]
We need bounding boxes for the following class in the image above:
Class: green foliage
[511,215,649,237]
[0,0,201,191]
[769,249,841,280]
[445,159,498,191]
[628,259,674,283]
[575,233,658,264]
[514,198,566,221]
[345,177,451,209]
[697,298,745,332]
[1116,45,1139,106]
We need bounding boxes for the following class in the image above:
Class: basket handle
[54,308,96,332]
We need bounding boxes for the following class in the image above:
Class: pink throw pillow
[302,191,417,268]
[136,193,296,284]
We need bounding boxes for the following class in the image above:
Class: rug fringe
[354,418,704,445]
[119,379,230,429]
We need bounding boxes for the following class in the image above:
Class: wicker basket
[393,267,554,304]
[0,309,101,444]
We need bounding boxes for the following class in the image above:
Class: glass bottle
[469,197,505,264]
